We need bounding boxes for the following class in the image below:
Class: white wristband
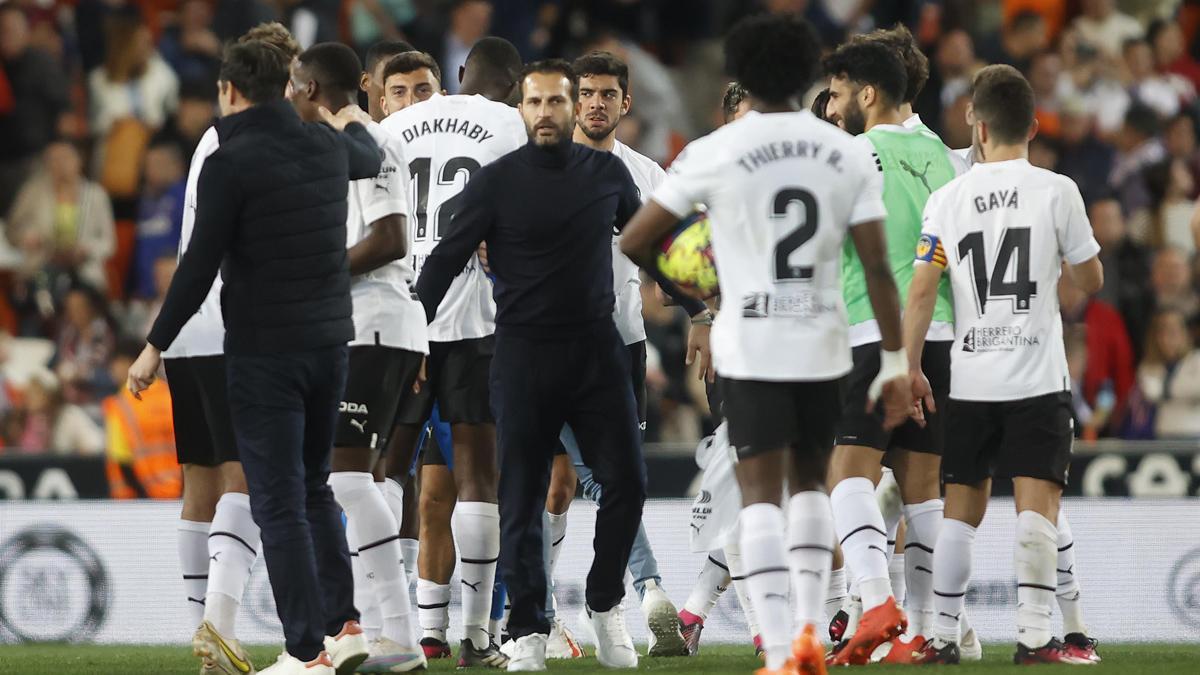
[868,347,908,402]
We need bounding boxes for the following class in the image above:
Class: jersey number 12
[409,156,482,241]
[957,227,1037,315]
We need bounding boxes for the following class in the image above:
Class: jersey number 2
[772,188,818,281]
[409,156,482,241]
[957,228,1037,315]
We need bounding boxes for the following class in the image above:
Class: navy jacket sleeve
[341,122,384,180]
[147,153,240,350]
[415,167,494,323]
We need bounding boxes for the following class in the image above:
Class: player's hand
[910,369,935,426]
[869,376,912,430]
[477,241,490,274]
[127,344,162,401]
[687,322,715,383]
[318,104,372,131]
[413,356,426,394]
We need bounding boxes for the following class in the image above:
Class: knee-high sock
[739,503,792,671]
[417,579,451,642]
[877,469,903,565]
[683,551,732,621]
[345,518,382,640]
[826,566,847,624]
[546,511,568,582]
[1055,510,1086,635]
[932,519,974,645]
[903,499,943,636]
[380,479,420,588]
[787,491,834,630]
[831,478,891,610]
[889,554,906,609]
[178,519,210,629]
[331,471,415,647]
[725,541,760,642]
[454,501,500,649]
[1015,511,1057,650]
[205,493,260,637]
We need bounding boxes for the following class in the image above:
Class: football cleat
[879,634,927,664]
[587,603,639,668]
[545,617,584,659]
[792,624,827,675]
[323,621,369,675]
[456,637,509,669]
[755,659,797,675]
[829,597,907,667]
[827,609,849,644]
[753,634,765,659]
[257,651,334,675]
[193,620,256,675]
[678,610,704,656]
[358,638,427,673]
[1063,633,1101,663]
[505,634,548,672]
[420,637,451,660]
[1014,638,1096,665]
[960,626,983,662]
[910,638,961,665]
[643,580,687,657]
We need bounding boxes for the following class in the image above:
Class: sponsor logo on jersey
[340,402,369,414]
[962,326,1040,353]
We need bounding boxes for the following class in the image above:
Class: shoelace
[603,608,632,648]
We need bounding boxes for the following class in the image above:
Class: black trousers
[492,323,647,639]
[226,345,357,660]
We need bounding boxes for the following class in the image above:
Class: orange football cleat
[829,596,907,666]
[792,624,827,675]
[880,634,927,664]
[755,659,797,675]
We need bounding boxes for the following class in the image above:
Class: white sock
[826,566,847,624]
[787,491,834,630]
[877,469,903,563]
[347,523,383,641]
[400,538,419,592]
[903,499,943,636]
[204,493,260,637]
[331,471,416,647]
[178,519,210,629]
[725,541,760,640]
[546,511,568,581]
[1015,511,1056,650]
[453,501,500,650]
[1055,510,1087,636]
[932,519,974,645]
[417,579,450,642]
[683,552,731,620]
[739,503,792,670]
[889,554,906,609]
[831,478,891,610]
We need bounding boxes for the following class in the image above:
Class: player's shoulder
[612,141,663,175]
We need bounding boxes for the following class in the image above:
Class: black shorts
[335,346,425,450]
[164,356,237,467]
[720,377,842,459]
[394,336,494,426]
[835,341,951,455]
[942,391,1074,487]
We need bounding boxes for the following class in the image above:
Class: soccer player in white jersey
[620,15,913,675]
[902,65,1103,666]
[176,23,297,675]
[380,37,527,670]
[288,43,428,673]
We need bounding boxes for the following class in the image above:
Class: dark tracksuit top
[414,138,704,638]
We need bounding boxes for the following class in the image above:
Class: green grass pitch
[1,644,1199,674]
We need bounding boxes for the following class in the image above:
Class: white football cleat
[506,634,548,672]
[358,637,427,672]
[641,580,686,657]
[258,651,334,675]
[587,604,638,669]
[546,617,584,659]
[323,621,369,675]
[960,626,983,662]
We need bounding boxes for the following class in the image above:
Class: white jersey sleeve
[611,141,666,345]
[163,126,224,359]
[1056,178,1102,264]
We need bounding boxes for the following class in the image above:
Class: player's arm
[1063,257,1103,295]
[1057,179,1105,295]
[414,170,494,324]
[349,140,410,275]
[319,105,384,180]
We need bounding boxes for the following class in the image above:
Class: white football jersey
[380,94,526,342]
[346,120,428,354]
[163,126,223,359]
[917,158,1101,401]
[652,110,886,381]
[611,140,666,346]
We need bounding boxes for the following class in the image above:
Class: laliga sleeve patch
[915,233,947,268]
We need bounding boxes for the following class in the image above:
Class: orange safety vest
[104,381,181,499]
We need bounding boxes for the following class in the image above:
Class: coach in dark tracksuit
[415,61,706,647]
[130,41,382,664]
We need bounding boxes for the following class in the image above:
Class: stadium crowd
[0,0,1198,463]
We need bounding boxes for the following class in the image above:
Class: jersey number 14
[957,227,1037,315]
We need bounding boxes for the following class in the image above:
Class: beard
[841,101,867,136]
[579,114,619,141]
[529,118,572,146]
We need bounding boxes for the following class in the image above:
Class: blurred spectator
[88,13,179,137]
[349,0,415,50]
[8,367,104,455]
[1059,37,1131,136]
[1004,0,1069,41]
[0,6,70,217]
[152,78,217,160]
[1065,324,1099,436]
[412,0,493,95]
[131,139,184,300]
[157,0,222,86]
[53,285,116,406]
[1056,103,1117,203]
[211,0,279,43]
[7,140,116,292]
[1072,0,1143,58]
[1110,102,1167,233]
[1091,197,1155,354]
[1148,17,1200,93]
[74,0,140,73]
[918,29,977,140]
[979,10,1049,73]
[1134,308,1200,438]
[1150,246,1200,322]
[1145,158,1196,254]
[103,340,180,498]
[1029,50,1064,138]
[1060,276,1137,436]
[1123,36,1196,117]
[123,254,176,339]
[1029,134,1061,169]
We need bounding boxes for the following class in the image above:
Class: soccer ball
[656,210,718,297]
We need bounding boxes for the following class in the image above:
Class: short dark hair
[239,22,300,59]
[572,51,629,97]
[810,88,832,122]
[464,36,523,86]
[1008,10,1045,33]
[971,64,1035,144]
[1147,18,1172,48]
[1123,36,1149,53]
[1123,101,1162,139]
[382,51,442,86]
[366,39,414,72]
[724,14,821,106]
[823,41,908,108]
[298,42,363,98]
[219,40,290,104]
[520,59,578,100]
[851,24,928,104]
[179,77,217,102]
[722,81,748,122]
